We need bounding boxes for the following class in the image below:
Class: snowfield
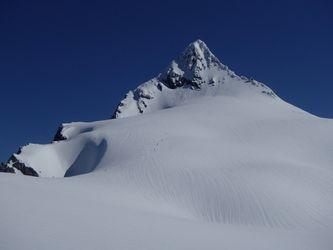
[1,40,333,249]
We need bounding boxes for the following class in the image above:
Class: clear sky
[0,0,332,160]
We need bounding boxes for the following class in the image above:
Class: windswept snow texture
[1,40,333,249]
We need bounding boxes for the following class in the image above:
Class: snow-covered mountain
[113,39,275,119]
[1,40,333,250]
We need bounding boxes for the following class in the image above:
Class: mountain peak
[182,39,219,66]
[112,40,276,119]
[159,40,226,88]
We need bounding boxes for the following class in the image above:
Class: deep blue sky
[0,0,332,160]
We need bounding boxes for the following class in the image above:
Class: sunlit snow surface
[1,41,333,249]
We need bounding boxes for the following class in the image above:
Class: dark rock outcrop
[53,124,67,141]
[0,162,15,173]
[1,123,68,177]
[7,155,39,177]
[159,74,200,89]
[1,146,38,177]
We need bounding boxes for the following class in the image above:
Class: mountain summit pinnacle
[179,39,222,68]
[159,40,227,88]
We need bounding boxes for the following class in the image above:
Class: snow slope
[1,40,333,249]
